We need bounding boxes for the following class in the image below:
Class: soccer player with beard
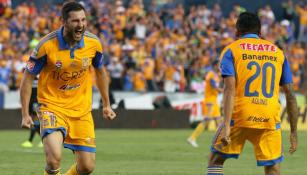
[20,2,116,175]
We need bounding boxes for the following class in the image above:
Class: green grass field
[0,129,305,175]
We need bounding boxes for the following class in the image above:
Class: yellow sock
[65,163,78,175]
[190,122,205,140]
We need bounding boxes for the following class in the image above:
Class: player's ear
[258,31,262,38]
[235,30,240,38]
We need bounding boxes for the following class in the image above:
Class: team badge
[55,60,62,69]
[82,58,89,68]
[26,60,35,71]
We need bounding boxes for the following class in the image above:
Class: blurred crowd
[0,0,306,93]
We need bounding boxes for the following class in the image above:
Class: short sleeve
[219,49,235,77]
[92,41,104,68]
[280,58,293,85]
[26,41,47,74]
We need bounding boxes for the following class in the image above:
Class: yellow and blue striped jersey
[219,34,293,129]
[26,27,104,117]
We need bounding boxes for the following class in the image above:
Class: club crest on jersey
[55,60,62,69]
[26,60,35,71]
[82,58,89,68]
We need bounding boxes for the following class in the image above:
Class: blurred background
[0,0,306,129]
[0,0,306,175]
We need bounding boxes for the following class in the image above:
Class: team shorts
[202,102,221,120]
[37,107,96,153]
[211,124,283,166]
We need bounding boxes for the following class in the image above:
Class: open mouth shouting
[74,28,84,40]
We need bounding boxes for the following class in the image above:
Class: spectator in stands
[0,0,305,93]
[123,68,134,91]
[107,56,124,90]
[0,59,10,93]
[132,68,147,92]
[142,57,158,91]
[296,3,307,42]
[282,0,297,23]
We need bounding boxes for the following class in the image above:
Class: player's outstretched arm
[20,71,35,128]
[94,67,116,120]
[282,83,298,154]
[221,76,235,146]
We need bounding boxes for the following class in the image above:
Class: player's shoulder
[37,31,58,48]
[219,44,234,59]
[259,38,283,51]
[84,31,100,42]
[31,31,57,58]
[84,31,102,50]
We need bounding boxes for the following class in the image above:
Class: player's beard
[66,26,85,44]
[72,26,85,42]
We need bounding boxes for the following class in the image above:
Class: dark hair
[61,1,85,21]
[236,12,261,36]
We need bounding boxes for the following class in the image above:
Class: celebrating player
[20,2,116,175]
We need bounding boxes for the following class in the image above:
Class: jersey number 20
[244,61,275,98]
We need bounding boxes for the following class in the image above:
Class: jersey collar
[57,27,85,50]
[241,33,259,39]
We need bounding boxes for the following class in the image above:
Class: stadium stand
[0,0,306,95]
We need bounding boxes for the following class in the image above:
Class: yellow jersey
[204,70,220,103]
[219,34,293,129]
[26,27,104,117]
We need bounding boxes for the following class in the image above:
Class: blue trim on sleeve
[64,144,96,153]
[220,49,235,77]
[26,56,47,74]
[257,156,284,166]
[41,127,67,139]
[241,34,260,39]
[280,58,293,85]
[211,146,239,159]
[92,51,103,68]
